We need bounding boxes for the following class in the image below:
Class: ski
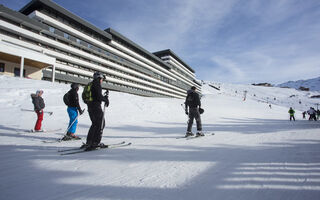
[58,141,126,152]
[176,132,215,139]
[42,136,82,144]
[187,133,215,140]
[60,142,131,155]
[17,128,62,134]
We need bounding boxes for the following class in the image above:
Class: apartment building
[0,0,201,98]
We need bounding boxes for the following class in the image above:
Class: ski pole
[100,102,106,132]
[21,108,53,116]
[100,90,109,132]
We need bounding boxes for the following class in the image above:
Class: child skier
[31,90,45,132]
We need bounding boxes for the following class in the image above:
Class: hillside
[0,75,320,200]
[277,76,320,92]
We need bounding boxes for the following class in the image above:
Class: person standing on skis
[185,86,203,137]
[31,90,45,132]
[288,107,295,121]
[63,83,84,140]
[85,72,109,149]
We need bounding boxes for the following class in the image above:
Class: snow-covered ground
[0,75,320,200]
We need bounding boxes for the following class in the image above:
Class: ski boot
[185,131,194,137]
[196,131,204,137]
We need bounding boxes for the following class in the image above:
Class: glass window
[0,63,4,72]
[14,67,26,77]
[49,26,55,33]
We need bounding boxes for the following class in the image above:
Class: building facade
[0,0,201,98]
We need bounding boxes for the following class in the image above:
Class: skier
[288,107,295,121]
[85,72,109,150]
[317,109,320,120]
[31,90,45,132]
[307,107,317,121]
[185,86,203,137]
[302,111,306,119]
[63,83,84,140]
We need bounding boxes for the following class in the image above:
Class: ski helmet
[93,72,104,80]
[71,83,79,90]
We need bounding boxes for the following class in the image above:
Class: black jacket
[31,94,45,111]
[89,79,109,106]
[67,88,82,112]
[185,90,201,109]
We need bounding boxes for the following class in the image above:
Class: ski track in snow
[0,75,320,200]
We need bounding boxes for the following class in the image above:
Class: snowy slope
[277,76,320,91]
[0,75,320,200]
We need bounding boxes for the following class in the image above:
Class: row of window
[44,24,175,85]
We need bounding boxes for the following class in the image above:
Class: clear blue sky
[1,0,320,84]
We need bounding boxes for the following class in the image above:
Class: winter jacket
[288,109,295,115]
[307,109,316,115]
[67,88,82,112]
[185,90,201,109]
[88,79,109,107]
[31,94,45,112]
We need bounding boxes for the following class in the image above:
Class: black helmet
[93,72,104,80]
[71,83,79,90]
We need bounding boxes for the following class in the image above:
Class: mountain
[277,76,320,91]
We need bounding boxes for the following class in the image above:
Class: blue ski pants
[67,107,78,133]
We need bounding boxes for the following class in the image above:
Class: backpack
[186,92,196,106]
[82,82,93,104]
[63,91,71,106]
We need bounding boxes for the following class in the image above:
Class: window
[49,26,55,33]
[0,63,4,72]
[14,67,26,77]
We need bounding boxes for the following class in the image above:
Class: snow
[0,75,320,200]
[277,76,320,92]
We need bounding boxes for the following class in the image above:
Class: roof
[19,0,112,41]
[0,4,48,31]
[153,49,195,73]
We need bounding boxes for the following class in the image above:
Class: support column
[20,57,24,78]
[51,64,56,83]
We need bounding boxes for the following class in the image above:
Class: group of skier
[31,72,109,150]
[288,107,319,121]
[30,72,204,148]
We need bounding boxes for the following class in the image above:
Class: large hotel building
[0,0,201,98]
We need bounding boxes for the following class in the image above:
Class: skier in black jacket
[86,72,109,149]
[64,83,83,140]
[185,86,203,137]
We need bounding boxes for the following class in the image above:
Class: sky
[1,0,320,84]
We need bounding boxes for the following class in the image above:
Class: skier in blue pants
[64,83,84,140]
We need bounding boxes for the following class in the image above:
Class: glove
[104,99,109,107]
[185,111,189,115]
[79,109,85,115]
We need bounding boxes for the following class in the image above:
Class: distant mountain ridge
[277,77,320,91]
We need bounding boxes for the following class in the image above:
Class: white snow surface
[0,75,320,200]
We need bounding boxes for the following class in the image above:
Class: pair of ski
[59,141,132,155]
[42,136,81,143]
[176,132,215,140]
